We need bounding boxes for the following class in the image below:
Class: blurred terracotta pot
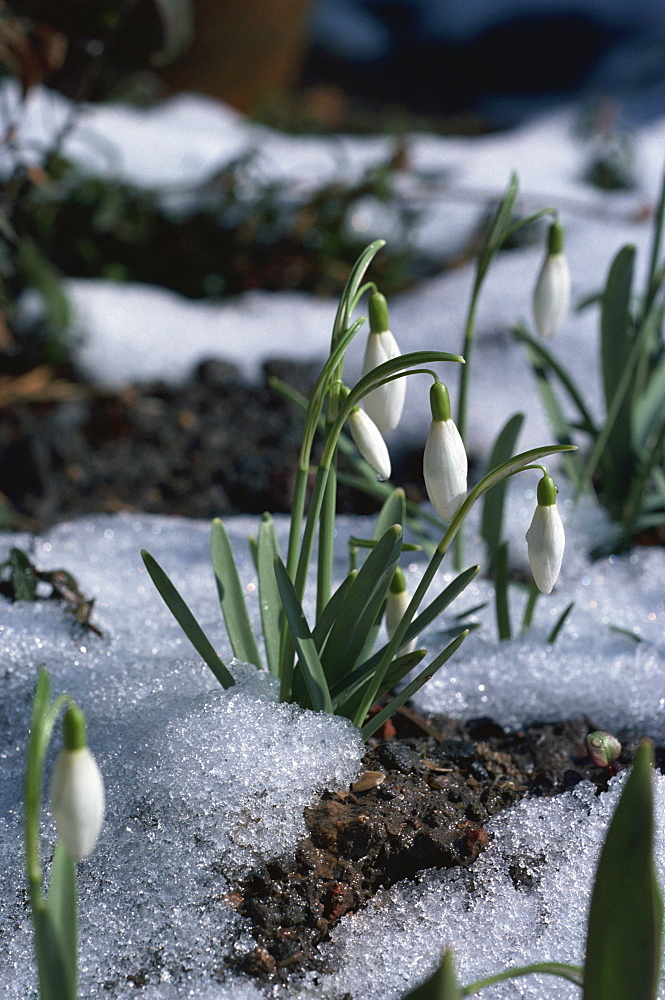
[159,0,313,112]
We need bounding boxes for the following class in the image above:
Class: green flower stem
[463,961,584,995]
[25,684,70,904]
[352,443,576,727]
[317,454,337,618]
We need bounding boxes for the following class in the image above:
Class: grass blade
[405,949,462,1000]
[360,629,469,737]
[274,558,333,713]
[211,519,263,669]
[256,513,281,675]
[141,550,235,689]
[583,741,663,1000]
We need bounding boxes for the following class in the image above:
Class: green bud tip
[62,703,87,751]
[369,291,390,333]
[537,473,558,506]
[547,220,564,256]
[429,380,451,422]
[390,567,407,594]
[586,731,621,768]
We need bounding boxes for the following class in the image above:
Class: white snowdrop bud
[348,406,391,480]
[423,381,467,523]
[49,704,105,861]
[386,568,417,655]
[532,221,571,339]
[361,292,406,432]
[525,473,565,594]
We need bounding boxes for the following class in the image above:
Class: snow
[1,84,664,997]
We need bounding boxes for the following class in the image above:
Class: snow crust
[0,505,663,998]
[1,83,664,998]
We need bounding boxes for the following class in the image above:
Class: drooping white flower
[49,705,105,861]
[386,568,417,655]
[423,380,467,523]
[348,406,391,480]
[525,473,565,594]
[361,292,406,432]
[532,220,571,340]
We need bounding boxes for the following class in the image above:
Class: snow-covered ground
[1,85,664,998]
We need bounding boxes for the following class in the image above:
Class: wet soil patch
[231,708,647,983]
[0,358,415,531]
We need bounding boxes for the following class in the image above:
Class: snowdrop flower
[361,291,406,432]
[49,704,105,861]
[386,568,417,655]
[423,380,467,522]
[525,472,565,594]
[348,405,391,480]
[532,220,571,339]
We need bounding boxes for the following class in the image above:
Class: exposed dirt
[0,359,412,532]
[230,707,646,983]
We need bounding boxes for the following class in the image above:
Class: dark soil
[230,707,648,984]
[0,358,415,532]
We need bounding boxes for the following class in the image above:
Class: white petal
[386,587,417,655]
[348,409,391,480]
[526,503,565,594]
[423,419,467,522]
[533,253,571,339]
[361,330,406,432]
[50,747,105,860]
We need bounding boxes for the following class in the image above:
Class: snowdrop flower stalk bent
[424,378,468,522]
[532,220,571,340]
[361,290,406,431]
[526,471,565,594]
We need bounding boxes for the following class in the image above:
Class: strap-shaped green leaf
[141,550,235,689]
[481,413,524,572]
[46,841,78,996]
[333,648,426,714]
[274,558,333,713]
[256,514,281,675]
[373,488,406,540]
[546,601,574,644]
[599,244,636,506]
[360,629,469,737]
[348,565,480,685]
[633,341,665,453]
[210,519,263,669]
[403,949,462,1000]
[320,525,403,683]
[33,904,77,1000]
[583,741,663,1000]
[494,540,511,641]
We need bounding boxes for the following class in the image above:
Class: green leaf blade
[256,514,282,675]
[274,558,333,714]
[583,741,663,1000]
[141,550,235,689]
[210,519,263,669]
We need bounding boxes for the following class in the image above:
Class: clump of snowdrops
[516,167,665,554]
[406,740,663,1000]
[143,188,575,738]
